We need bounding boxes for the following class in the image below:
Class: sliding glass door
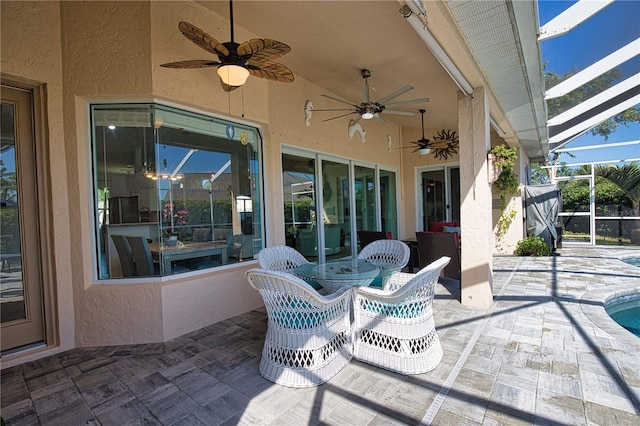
[282,150,397,260]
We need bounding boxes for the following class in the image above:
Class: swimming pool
[622,257,640,267]
[606,293,640,338]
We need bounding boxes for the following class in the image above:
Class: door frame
[1,77,58,357]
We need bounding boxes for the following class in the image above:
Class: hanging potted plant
[489,145,519,205]
[489,145,520,244]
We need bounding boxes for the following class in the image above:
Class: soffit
[444,0,548,161]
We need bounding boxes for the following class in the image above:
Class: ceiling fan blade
[241,39,291,63]
[385,97,430,108]
[178,21,229,57]
[362,81,370,104]
[321,94,358,107]
[374,114,387,123]
[383,109,416,116]
[377,85,413,105]
[322,112,356,122]
[351,115,362,126]
[248,61,294,82]
[160,59,220,68]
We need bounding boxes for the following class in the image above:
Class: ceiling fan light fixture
[361,105,376,119]
[217,64,250,86]
[418,147,431,155]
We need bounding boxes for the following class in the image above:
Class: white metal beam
[401,3,473,96]
[542,158,640,168]
[539,0,614,41]
[545,39,640,99]
[547,73,640,126]
[548,94,640,143]
[555,140,640,152]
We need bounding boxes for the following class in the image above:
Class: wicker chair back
[245,268,353,387]
[352,256,450,374]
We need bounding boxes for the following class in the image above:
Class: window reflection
[92,104,262,279]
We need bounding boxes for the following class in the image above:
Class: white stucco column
[458,87,493,307]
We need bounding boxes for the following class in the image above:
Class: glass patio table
[293,258,401,293]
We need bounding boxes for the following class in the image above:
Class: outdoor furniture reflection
[148,241,228,273]
[297,225,341,257]
[357,239,410,288]
[245,268,352,388]
[415,231,461,280]
[353,256,450,375]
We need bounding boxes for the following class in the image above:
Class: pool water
[606,294,640,338]
[623,257,640,267]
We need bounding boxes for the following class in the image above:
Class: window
[91,104,262,279]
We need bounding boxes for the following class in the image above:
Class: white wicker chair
[258,245,323,290]
[258,245,309,272]
[357,239,411,288]
[352,256,450,375]
[245,268,353,387]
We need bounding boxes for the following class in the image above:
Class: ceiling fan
[160,0,294,92]
[314,69,429,124]
[410,109,432,155]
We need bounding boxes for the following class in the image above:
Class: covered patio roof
[200,0,548,161]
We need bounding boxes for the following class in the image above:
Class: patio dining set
[246,242,451,388]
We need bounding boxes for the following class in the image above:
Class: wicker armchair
[357,240,411,288]
[245,268,353,387]
[352,256,450,375]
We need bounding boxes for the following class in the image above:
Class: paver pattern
[1,244,639,425]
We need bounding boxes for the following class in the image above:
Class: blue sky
[538,0,640,165]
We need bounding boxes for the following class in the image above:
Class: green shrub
[514,236,550,256]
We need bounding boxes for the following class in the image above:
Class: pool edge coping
[580,279,640,351]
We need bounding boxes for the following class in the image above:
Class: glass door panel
[281,153,316,254]
[354,165,376,232]
[322,159,350,260]
[422,170,446,229]
[449,167,461,223]
[380,169,398,238]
